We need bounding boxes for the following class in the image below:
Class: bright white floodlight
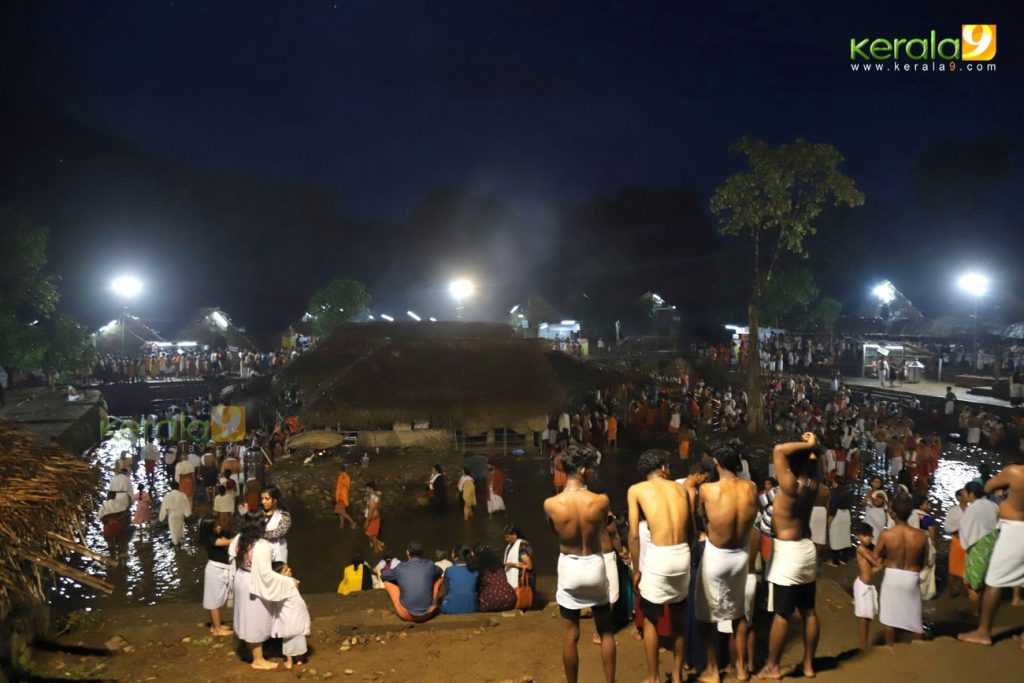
[407,311,421,321]
[449,278,475,301]
[111,275,143,298]
[872,280,896,304]
[958,272,989,297]
[380,314,394,322]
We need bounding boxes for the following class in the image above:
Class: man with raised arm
[544,444,615,683]
[695,443,758,682]
[959,458,1024,647]
[757,433,820,680]
[628,449,693,683]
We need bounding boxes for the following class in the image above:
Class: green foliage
[0,207,92,375]
[760,268,819,327]
[809,297,843,331]
[306,278,371,336]
[709,137,865,297]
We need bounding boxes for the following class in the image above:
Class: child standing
[272,561,310,669]
[132,484,151,527]
[854,522,882,649]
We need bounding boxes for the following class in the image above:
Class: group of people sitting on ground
[336,525,535,622]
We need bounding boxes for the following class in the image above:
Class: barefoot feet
[957,630,993,646]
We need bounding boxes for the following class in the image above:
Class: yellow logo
[211,405,246,442]
[961,24,997,60]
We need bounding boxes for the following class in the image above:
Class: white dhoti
[879,567,922,633]
[810,507,828,545]
[202,560,233,610]
[269,539,288,564]
[829,509,852,550]
[967,427,981,444]
[889,456,903,478]
[985,519,1024,587]
[853,577,878,619]
[233,568,276,643]
[767,538,817,587]
[638,542,691,605]
[919,539,937,600]
[274,593,310,657]
[864,507,890,544]
[602,551,619,605]
[695,541,749,623]
[486,488,506,515]
[556,553,609,610]
[874,441,886,457]
[717,574,757,634]
[167,512,186,546]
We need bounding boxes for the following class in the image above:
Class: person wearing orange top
[606,415,618,450]
[334,464,356,529]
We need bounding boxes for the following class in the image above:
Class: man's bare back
[629,478,691,547]
[877,525,927,572]
[545,489,610,555]
[700,478,757,549]
[772,434,820,542]
[989,464,1024,521]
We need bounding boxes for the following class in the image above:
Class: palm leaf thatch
[0,422,111,621]
[288,322,641,430]
[174,307,255,349]
[91,314,164,355]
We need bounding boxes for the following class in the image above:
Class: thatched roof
[174,307,255,350]
[285,322,636,429]
[91,314,164,355]
[0,422,111,620]
[838,315,1003,340]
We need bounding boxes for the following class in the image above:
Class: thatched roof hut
[284,322,638,431]
[0,422,111,623]
[91,314,164,355]
[174,307,255,350]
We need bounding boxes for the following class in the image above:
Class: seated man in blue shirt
[381,541,443,622]
[441,545,479,614]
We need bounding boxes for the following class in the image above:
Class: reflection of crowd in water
[90,347,305,383]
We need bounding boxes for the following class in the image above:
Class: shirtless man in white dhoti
[544,444,615,683]
[628,449,693,683]
[757,433,820,680]
[695,443,757,682]
[874,495,927,644]
[158,480,192,547]
[959,460,1024,648]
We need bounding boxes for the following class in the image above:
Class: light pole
[111,275,142,355]
[449,278,475,320]
[957,272,988,372]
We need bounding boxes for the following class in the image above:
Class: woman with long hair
[441,545,479,614]
[231,511,299,670]
[475,545,516,612]
[427,464,448,516]
[261,485,291,563]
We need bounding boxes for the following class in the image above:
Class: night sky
[1,1,1021,340]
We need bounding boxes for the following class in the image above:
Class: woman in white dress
[261,485,291,563]
[231,511,300,670]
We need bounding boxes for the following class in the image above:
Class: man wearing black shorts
[759,434,822,680]
[544,445,615,683]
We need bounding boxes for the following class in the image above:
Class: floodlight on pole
[958,272,989,370]
[872,280,896,304]
[449,278,475,320]
[111,275,143,355]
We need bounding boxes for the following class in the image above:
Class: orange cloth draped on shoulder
[178,472,195,501]
[490,468,505,498]
[335,472,351,513]
[552,468,567,488]
[364,516,381,538]
[948,535,966,578]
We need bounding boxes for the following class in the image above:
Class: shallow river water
[50,428,1010,617]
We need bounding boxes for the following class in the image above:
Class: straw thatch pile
[0,421,110,621]
[284,322,641,430]
[173,307,255,349]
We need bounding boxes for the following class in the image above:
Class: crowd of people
[91,359,1024,678]
[89,347,303,384]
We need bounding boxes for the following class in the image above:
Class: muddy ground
[22,574,1024,683]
